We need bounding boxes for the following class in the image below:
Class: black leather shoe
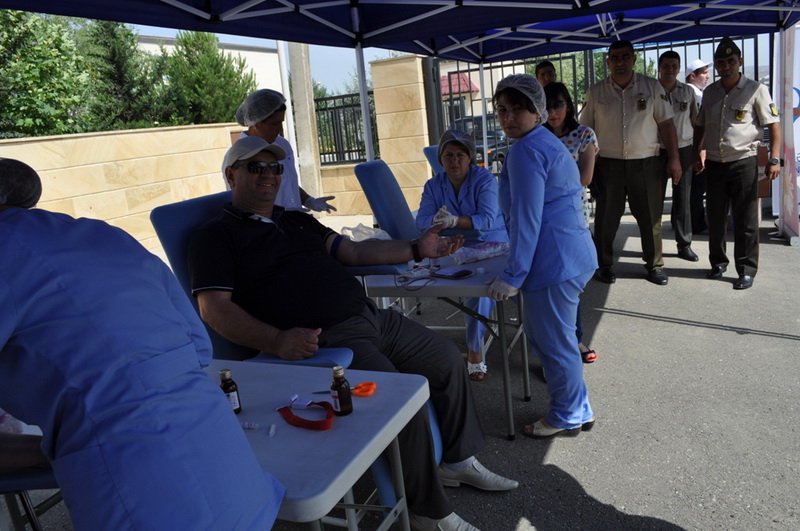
[706,265,727,279]
[733,275,754,290]
[647,268,668,285]
[677,246,699,262]
[595,267,616,284]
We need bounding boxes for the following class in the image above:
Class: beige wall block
[379,137,427,165]
[125,182,174,214]
[393,162,430,188]
[372,56,423,89]
[109,212,157,242]
[37,199,76,217]
[72,189,128,220]
[373,85,426,114]
[376,110,426,139]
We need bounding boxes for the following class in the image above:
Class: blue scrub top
[498,126,598,291]
[0,208,283,530]
[417,165,508,244]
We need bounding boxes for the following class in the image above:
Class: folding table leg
[496,301,515,440]
[517,294,531,401]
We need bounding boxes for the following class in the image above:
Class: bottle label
[331,390,341,412]
[226,391,241,410]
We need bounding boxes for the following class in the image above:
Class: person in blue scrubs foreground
[0,158,283,530]
[488,75,598,438]
[417,130,508,381]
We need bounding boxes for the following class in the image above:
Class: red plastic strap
[277,401,335,430]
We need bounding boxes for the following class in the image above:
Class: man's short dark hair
[658,51,681,66]
[609,40,634,53]
[535,61,555,76]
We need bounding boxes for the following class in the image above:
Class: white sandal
[467,361,487,381]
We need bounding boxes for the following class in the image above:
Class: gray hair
[0,158,42,208]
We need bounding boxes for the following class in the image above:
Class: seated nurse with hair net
[234,88,336,212]
[416,130,508,381]
[0,158,283,530]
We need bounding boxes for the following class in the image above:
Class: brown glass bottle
[219,369,242,414]
[330,366,353,416]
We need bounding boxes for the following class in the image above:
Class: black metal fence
[314,92,379,165]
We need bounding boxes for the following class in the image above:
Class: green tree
[77,20,170,130]
[165,31,257,124]
[0,10,90,138]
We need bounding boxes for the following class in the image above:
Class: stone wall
[0,124,237,261]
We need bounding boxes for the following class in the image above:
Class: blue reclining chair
[150,191,352,367]
[423,145,444,175]
[354,160,420,241]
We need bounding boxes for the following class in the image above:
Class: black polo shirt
[189,204,367,331]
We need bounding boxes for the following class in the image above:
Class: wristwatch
[768,157,780,166]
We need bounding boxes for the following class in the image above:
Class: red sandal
[581,348,597,363]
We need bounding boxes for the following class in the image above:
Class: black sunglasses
[232,161,284,175]
[546,100,567,111]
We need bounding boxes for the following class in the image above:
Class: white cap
[686,58,710,79]
[221,136,286,177]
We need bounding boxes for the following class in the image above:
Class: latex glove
[304,196,337,212]
[488,276,519,301]
[432,206,458,228]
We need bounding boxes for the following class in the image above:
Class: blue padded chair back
[423,145,444,175]
[354,160,420,241]
[150,191,257,361]
[150,192,352,366]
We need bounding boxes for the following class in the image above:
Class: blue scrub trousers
[522,270,595,429]
[464,296,496,354]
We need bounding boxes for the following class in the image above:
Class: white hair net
[0,158,42,208]
[438,130,477,165]
[236,89,287,127]
[495,74,548,123]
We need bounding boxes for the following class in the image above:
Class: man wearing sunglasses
[581,40,682,286]
[188,136,519,531]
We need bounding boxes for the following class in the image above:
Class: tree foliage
[77,20,170,129]
[164,31,257,124]
[1,11,260,138]
[0,10,90,138]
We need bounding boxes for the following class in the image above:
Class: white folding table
[363,255,530,440]
[204,360,429,530]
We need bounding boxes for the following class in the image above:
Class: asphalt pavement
[7,204,799,530]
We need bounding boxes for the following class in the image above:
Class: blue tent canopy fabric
[1,0,798,62]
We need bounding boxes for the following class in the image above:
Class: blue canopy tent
[2,0,798,237]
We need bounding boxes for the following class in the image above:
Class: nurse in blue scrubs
[488,75,598,437]
[0,159,283,530]
[417,130,508,381]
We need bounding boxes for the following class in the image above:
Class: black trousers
[319,299,486,518]
[705,157,760,277]
[594,156,664,270]
[660,146,694,250]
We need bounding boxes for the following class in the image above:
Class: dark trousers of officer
[690,169,708,233]
[594,156,664,270]
[705,157,760,277]
[660,146,693,250]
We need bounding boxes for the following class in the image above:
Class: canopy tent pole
[355,44,375,161]
[276,40,299,169]
[777,26,800,244]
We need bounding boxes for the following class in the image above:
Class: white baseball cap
[685,58,711,79]
[221,136,286,177]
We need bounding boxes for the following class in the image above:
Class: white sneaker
[438,459,519,491]
[410,512,481,531]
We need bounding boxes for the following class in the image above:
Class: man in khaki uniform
[580,40,682,286]
[658,51,700,262]
[692,37,781,290]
